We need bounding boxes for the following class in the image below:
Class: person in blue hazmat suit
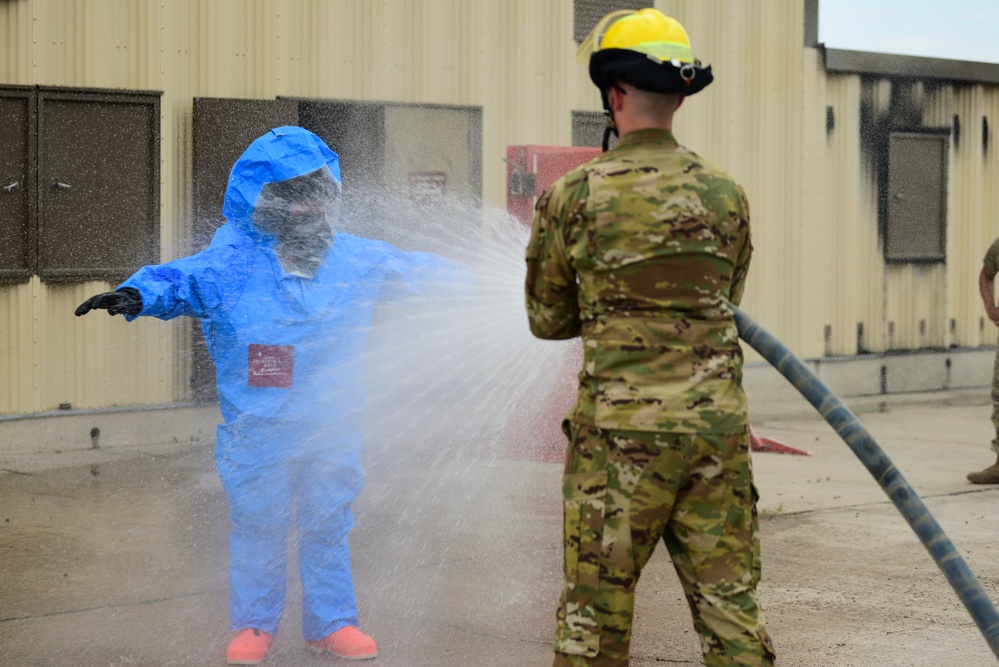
[76,126,461,665]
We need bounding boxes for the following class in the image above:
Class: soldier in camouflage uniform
[525,10,775,666]
[967,235,999,484]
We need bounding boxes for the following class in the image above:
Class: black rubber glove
[74,287,143,317]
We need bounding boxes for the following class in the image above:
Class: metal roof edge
[821,46,999,85]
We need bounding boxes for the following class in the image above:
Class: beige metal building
[2,0,999,456]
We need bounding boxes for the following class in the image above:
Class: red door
[506,145,601,224]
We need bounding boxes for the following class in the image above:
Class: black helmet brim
[589,49,713,96]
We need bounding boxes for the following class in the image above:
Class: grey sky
[818,0,999,64]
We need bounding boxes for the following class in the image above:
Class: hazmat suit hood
[219,126,343,278]
[222,126,342,236]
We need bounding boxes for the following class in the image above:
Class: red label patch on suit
[248,344,294,388]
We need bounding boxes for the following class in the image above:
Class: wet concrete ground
[3,388,999,666]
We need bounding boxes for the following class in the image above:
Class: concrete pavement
[3,388,999,666]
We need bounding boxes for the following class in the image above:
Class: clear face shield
[253,167,342,278]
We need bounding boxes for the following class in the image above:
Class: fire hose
[730,303,999,659]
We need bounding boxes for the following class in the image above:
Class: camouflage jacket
[525,129,752,434]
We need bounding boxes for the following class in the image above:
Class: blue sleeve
[382,245,475,296]
[118,246,244,322]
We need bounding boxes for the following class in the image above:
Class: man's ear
[676,94,685,111]
[610,84,628,112]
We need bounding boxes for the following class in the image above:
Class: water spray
[731,304,999,658]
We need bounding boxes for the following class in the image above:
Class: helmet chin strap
[602,111,617,151]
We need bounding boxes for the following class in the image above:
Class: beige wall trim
[0,403,222,473]
[744,347,993,421]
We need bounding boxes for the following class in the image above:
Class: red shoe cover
[307,626,378,660]
[227,628,274,665]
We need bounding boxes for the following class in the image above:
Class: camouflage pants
[991,339,999,453]
[552,423,775,667]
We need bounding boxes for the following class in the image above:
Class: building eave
[820,46,999,85]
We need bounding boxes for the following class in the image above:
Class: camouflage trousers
[552,423,775,667]
[991,339,999,453]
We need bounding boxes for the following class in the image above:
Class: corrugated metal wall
[821,74,885,357]
[2,0,998,414]
[819,76,999,356]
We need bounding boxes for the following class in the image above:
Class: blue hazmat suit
[117,126,459,640]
